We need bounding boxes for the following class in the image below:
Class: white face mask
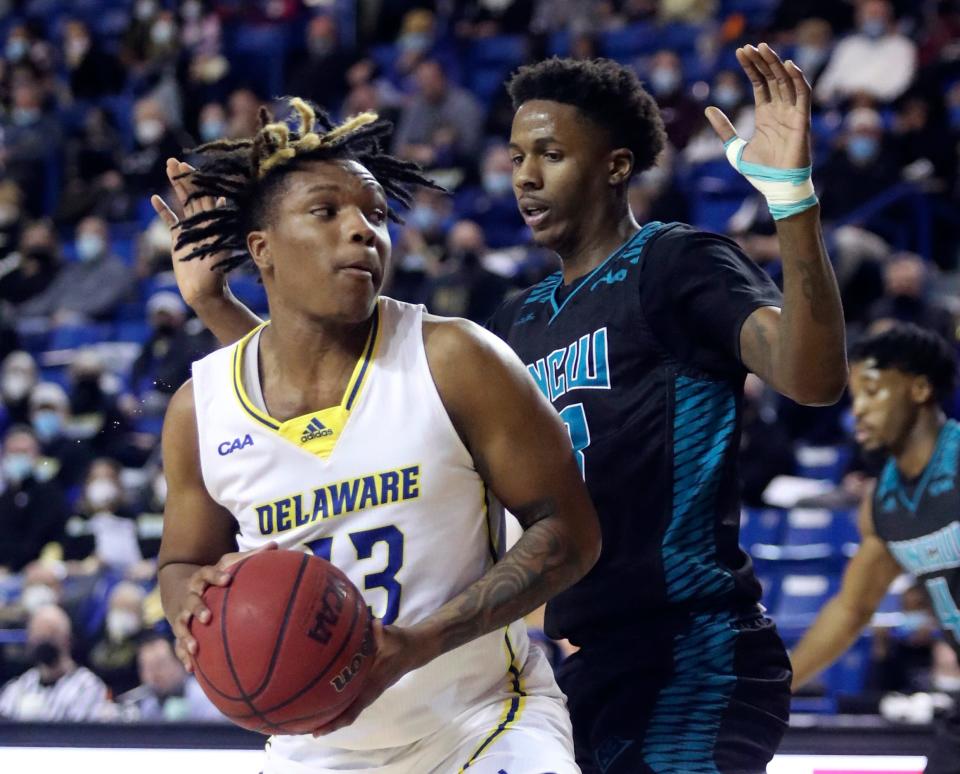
[136,118,165,146]
[2,371,32,401]
[106,609,141,642]
[86,478,120,511]
[21,584,57,613]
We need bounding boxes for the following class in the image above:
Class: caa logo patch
[218,434,253,456]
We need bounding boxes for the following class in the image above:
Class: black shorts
[558,611,792,774]
[926,699,960,774]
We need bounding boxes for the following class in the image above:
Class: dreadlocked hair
[850,323,958,404]
[174,97,442,273]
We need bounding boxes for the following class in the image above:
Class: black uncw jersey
[874,420,960,657]
[488,221,783,645]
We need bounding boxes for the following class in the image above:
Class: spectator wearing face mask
[67,349,141,465]
[19,216,133,326]
[866,252,956,341]
[121,0,161,72]
[644,50,701,151]
[0,219,61,307]
[458,143,526,249]
[63,458,141,571]
[684,69,754,165]
[791,18,834,89]
[815,0,917,106]
[62,19,125,101]
[0,426,69,574]
[287,15,354,113]
[817,107,900,220]
[0,80,61,216]
[132,292,215,406]
[195,101,227,145]
[118,633,225,722]
[0,352,39,431]
[123,98,190,199]
[88,582,145,696]
[426,220,512,323]
[0,604,110,721]
[29,382,95,489]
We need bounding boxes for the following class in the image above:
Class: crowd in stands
[1,0,960,721]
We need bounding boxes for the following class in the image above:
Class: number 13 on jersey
[559,403,590,479]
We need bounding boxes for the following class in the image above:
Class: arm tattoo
[430,499,582,655]
[743,314,774,379]
[796,257,834,325]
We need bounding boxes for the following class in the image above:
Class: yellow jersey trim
[230,301,382,458]
[458,628,527,771]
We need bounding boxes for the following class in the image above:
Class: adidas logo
[301,417,333,443]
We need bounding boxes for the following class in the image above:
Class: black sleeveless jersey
[488,222,784,645]
[873,420,960,657]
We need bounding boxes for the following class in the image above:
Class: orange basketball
[190,549,375,734]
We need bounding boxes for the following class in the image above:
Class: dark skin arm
[789,486,903,690]
[708,43,846,406]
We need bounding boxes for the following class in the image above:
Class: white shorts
[261,646,579,774]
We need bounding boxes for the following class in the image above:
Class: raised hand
[150,157,229,309]
[706,42,812,170]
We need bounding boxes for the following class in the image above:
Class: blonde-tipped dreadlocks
[174,97,443,273]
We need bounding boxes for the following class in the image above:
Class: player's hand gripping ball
[190,549,376,734]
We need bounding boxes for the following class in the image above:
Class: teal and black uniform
[874,419,960,774]
[488,222,792,773]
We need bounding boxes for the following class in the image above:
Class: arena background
[0,0,959,770]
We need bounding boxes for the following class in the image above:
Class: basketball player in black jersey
[792,325,960,774]
[164,43,846,773]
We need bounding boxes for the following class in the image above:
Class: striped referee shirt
[0,665,110,721]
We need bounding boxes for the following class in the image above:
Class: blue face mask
[847,135,879,164]
[861,19,886,39]
[11,108,39,126]
[32,410,62,442]
[399,32,431,54]
[408,205,440,233]
[482,171,513,198]
[2,453,34,483]
[76,234,105,262]
[5,38,27,61]
[794,45,829,74]
[200,119,226,143]
[649,67,681,97]
[713,85,742,111]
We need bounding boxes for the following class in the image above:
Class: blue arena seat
[780,508,860,557]
[48,323,111,351]
[740,507,786,549]
[795,444,851,483]
[465,35,528,101]
[599,23,660,62]
[113,320,151,345]
[771,571,841,639]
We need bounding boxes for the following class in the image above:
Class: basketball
[190,549,376,735]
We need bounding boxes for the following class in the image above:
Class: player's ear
[247,230,272,272]
[608,148,634,187]
[910,375,933,404]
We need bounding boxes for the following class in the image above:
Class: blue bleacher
[772,571,842,639]
[795,444,851,483]
[465,35,528,102]
[740,507,786,549]
[599,23,660,62]
[47,323,111,351]
[224,23,292,98]
[780,508,860,558]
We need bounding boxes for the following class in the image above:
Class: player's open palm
[150,157,229,309]
[706,42,812,170]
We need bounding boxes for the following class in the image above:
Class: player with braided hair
[155,99,599,773]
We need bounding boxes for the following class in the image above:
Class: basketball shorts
[559,610,792,774]
[925,698,960,774]
[261,644,579,774]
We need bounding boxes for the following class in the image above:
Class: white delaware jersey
[190,296,543,755]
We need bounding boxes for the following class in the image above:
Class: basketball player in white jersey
[153,99,599,773]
